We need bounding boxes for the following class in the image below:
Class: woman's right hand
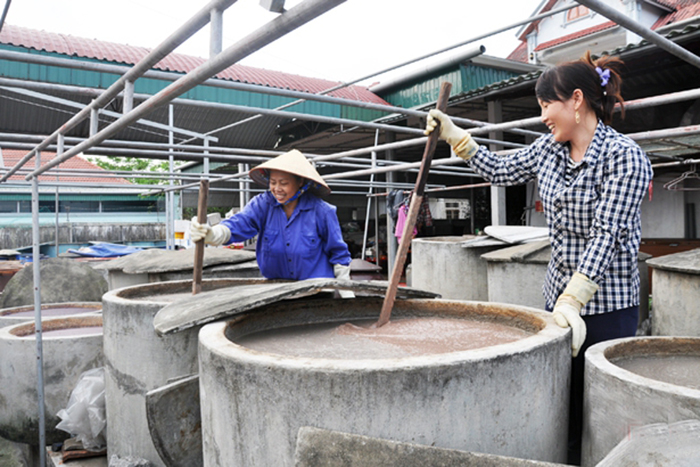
[425,109,478,161]
[190,218,230,246]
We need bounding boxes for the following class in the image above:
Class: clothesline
[366,182,492,198]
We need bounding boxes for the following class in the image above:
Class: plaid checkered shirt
[469,121,653,315]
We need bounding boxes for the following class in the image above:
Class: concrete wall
[0,223,165,250]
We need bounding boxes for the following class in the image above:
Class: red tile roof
[1,149,132,185]
[534,21,618,51]
[651,0,700,28]
[0,24,388,105]
[506,42,528,62]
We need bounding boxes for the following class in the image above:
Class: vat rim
[198,305,569,370]
[587,336,700,397]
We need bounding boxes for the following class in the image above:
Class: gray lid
[94,247,256,274]
[480,240,551,264]
[646,247,700,275]
[153,278,440,336]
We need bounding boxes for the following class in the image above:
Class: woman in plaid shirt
[426,51,653,463]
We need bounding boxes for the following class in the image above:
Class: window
[567,5,589,22]
[0,201,17,213]
[60,201,99,213]
[102,199,163,213]
[19,200,55,213]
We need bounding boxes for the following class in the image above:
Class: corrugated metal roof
[0,149,132,185]
[0,24,386,105]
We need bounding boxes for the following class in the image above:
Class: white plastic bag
[55,367,107,450]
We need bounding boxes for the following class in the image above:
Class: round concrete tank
[482,243,651,325]
[411,236,504,300]
[582,336,700,467]
[0,302,102,328]
[481,241,550,310]
[647,248,700,336]
[198,297,571,466]
[0,315,103,445]
[102,278,271,466]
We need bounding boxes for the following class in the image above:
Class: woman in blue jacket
[190,149,352,281]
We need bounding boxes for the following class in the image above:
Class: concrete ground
[0,435,30,467]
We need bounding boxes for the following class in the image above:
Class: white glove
[190,218,231,247]
[552,272,599,358]
[333,264,355,299]
[424,109,479,161]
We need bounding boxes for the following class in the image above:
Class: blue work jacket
[220,191,351,280]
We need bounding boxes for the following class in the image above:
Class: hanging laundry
[394,204,418,241]
[386,189,409,223]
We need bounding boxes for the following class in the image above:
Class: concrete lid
[596,420,700,467]
[93,247,256,274]
[483,225,549,244]
[153,278,440,336]
[295,427,568,467]
[349,258,382,272]
[480,240,551,264]
[646,247,700,275]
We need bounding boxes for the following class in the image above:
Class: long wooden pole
[192,179,209,295]
[376,82,452,327]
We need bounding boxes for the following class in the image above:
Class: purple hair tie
[595,66,610,87]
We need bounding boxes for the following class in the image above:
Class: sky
[3,0,544,86]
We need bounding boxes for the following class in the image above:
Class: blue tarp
[67,243,143,257]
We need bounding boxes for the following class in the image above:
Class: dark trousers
[568,306,639,465]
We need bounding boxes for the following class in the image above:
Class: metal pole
[361,130,379,261]
[210,7,224,58]
[25,0,347,180]
[0,0,11,33]
[32,150,47,467]
[54,135,63,256]
[577,0,700,70]
[123,80,134,114]
[168,105,175,249]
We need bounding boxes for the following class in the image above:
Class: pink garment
[394,204,417,241]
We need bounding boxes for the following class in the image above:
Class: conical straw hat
[249,149,331,196]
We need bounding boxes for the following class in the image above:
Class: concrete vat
[481,241,550,310]
[647,248,700,337]
[0,302,102,328]
[482,243,651,324]
[410,236,504,300]
[582,336,700,466]
[0,315,104,445]
[198,297,571,466]
[101,278,276,466]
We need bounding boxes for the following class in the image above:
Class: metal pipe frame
[5,82,700,194]
[21,0,347,180]
[0,0,238,183]
[0,85,217,142]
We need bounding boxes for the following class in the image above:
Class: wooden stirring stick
[192,179,209,295]
[375,82,452,327]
